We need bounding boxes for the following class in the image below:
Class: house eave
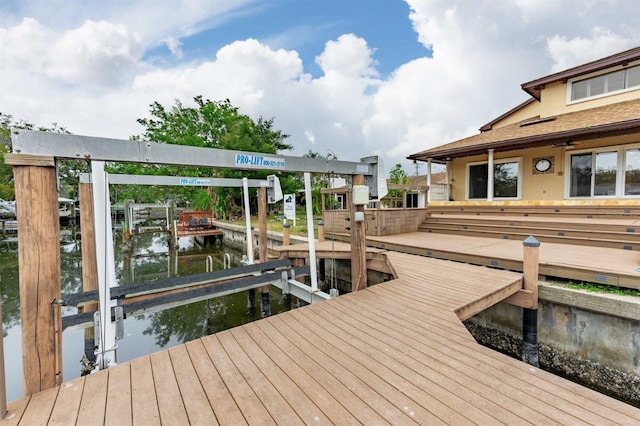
[521,47,640,101]
[408,118,640,163]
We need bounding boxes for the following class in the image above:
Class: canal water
[1,230,293,402]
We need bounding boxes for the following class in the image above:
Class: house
[408,46,640,206]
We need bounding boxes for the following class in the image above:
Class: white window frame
[566,63,640,105]
[465,157,523,201]
[564,143,640,199]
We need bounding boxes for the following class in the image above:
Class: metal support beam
[12,130,382,195]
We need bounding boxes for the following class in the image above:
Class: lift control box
[352,185,369,205]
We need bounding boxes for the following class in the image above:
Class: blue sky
[1,0,639,171]
[146,0,430,78]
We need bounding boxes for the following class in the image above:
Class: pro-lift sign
[235,154,285,169]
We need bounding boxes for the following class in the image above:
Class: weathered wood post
[122,199,131,240]
[522,236,540,367]
[6,153,62,395]
[282,222,290,246]
[350,175,367,292]
[79,179,99,371]
[317,220,325,242]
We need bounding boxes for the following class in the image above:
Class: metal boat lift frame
[9,129,385,381]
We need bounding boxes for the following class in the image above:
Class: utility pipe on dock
[522,236,540,367]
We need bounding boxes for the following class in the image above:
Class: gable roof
[408,97,640,162]
[522,46,640,100]
[479,98,536,132]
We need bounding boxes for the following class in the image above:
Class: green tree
[109,97,299,218]
[0,113,81,200]
[386,163,409,207]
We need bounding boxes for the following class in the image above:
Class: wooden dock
[174,211,223,241]
[342,231,640,289]
[3,245,639,424]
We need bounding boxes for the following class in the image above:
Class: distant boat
[0,197,77,225]
[58,197,77,219]
[0,199,16,218]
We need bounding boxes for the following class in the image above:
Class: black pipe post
[319,258,326,283]
[247,288,256,312]
[261,291,271,318]
[522,308,539,367]
[522,236,540,367]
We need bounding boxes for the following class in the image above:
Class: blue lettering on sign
[179,177,211,186]
[235,154,285,169]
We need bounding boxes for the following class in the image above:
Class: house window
[406,192,419,208]
[467,158,521,200]
[567,145,640,198]
[468,164,488,199]
[569,151,617,197]
[494,162,519,197]
[625,149,640,196]
[569,153,592,197]
[570,65,640,102]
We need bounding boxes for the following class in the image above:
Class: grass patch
[550,280,640,297]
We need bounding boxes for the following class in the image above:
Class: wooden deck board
[4,244,640,425]
[345,280,638,424]
[240,322,361,425]
[183,340,246,425]
[229,326,334,424]
[149,350,190,425]
[200,335,276,426]
[130,355,161,426]
[314,300,553,425]
[13,386,57,425]
[216,330,304,425]
[261,316,422,425]
[365,232,640,288]
[293,305,511,425]
[47,377,84,425]
[105,363,132,425]
[76,369,108,425]
[167,344,217,426]
[325,290,614,425]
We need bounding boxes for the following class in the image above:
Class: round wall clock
[534,158,552,173]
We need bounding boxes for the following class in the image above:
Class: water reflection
[1,230,293,401]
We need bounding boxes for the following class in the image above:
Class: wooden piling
[282,223,290,246]
[350,175,367,292]
[79,181,98,370]
[318,220,325,242]
[6,154,63,395]
[79,182,98,303]
[522,236,540,309]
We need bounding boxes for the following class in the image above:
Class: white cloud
[1,0,640,173]
[0,17,143,87]
[164,36,184,59]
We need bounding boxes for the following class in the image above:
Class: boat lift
[9,129,387,377]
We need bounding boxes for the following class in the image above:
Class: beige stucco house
[408,46,640,206]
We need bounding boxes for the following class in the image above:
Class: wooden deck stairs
[420,204,640,251]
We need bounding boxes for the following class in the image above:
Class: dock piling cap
[523,236,540,247]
